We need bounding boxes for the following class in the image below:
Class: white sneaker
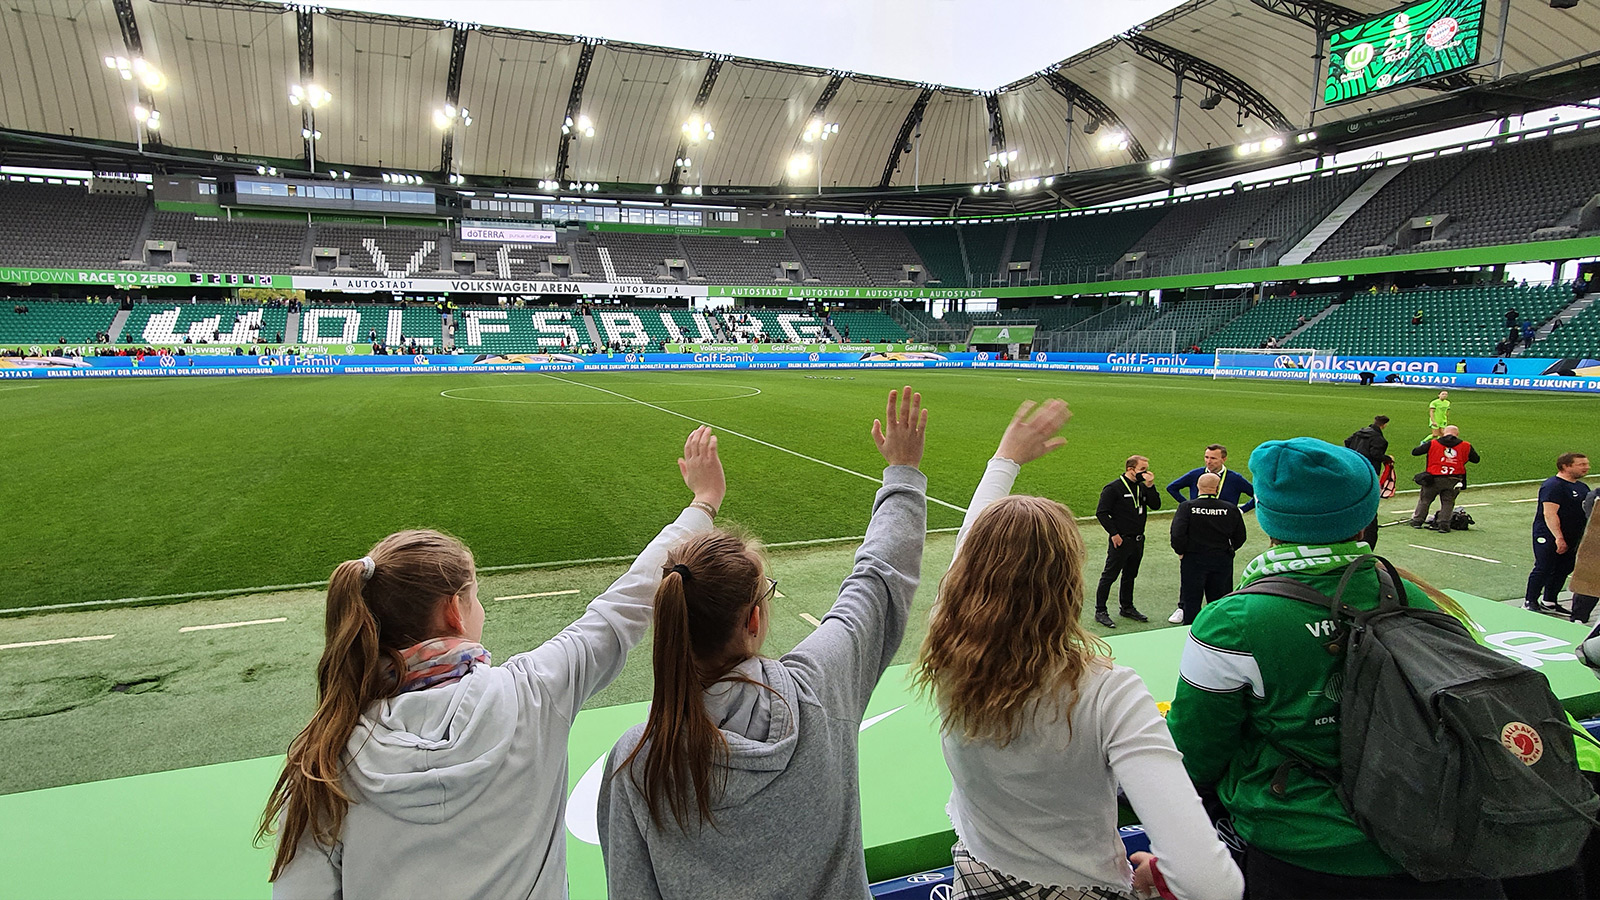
[1168,608,1185,624]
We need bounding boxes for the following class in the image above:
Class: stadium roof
[1,0,1597,216]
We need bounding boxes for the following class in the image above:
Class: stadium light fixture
[562,114,595,138]
[972,184,982,194]
[130,105,161,152]
[654,185,663,194]
[290,83,332,173]
[1083,117,1101,135]
[1149,158,1172,173]
[683,116,714,142]
[787,153,811,178]
[1098,131,1129,152]
[1295,130,1318,144]
[105,56,166,91]
[1199,92,1223,111]
[802,120,840,142]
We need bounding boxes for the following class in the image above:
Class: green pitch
[3,369,1597,613]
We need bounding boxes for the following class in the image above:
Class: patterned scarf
[1236,540,1371,589]
[386,637,491,694]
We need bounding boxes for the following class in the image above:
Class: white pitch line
[1456,503,1491,508]
[179,617,287,633]
[1408,544,1502,563]
[1508,497,1541,503]
[0,527,966,616]
[0,384,43,393]
[494,589,581,601]
[538,372,969,514]
[0,634,115,651]
[799,613,823,628]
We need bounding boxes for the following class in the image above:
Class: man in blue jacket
[1168,444,1255,513]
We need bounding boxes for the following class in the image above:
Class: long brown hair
[621,531,766,831]
[915,496,1110,747]
[256,529,476,880]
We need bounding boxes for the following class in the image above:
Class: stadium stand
[1200,293,1340,351]
[787,228,871,285]
[315,225,445,276]
[120,302,291,345]
[1402,136,1600,250]
[592,307,710,349]
[837,226,925,286]
[679,235,803,283]
[959,223,1009,287]
[144,213,306,273]
[0,301,120,345]
[1036,207,1168,284]
[1536,298,1600,358]
[1116,298,1249,352]
[829,310,907,342]
[1286,283,1575,356]
[586,232,687,282]
[1306,156,1477,262]
[454,308,586,352]
[0,179,146,268]
[901,225,967,286]
[720,308,829,342]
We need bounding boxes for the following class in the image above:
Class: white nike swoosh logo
[565,705,911,844]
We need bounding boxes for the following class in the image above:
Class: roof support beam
[554,39,597,184]
[296,9,315,172]
[1041,73,1149,163]
[984,92,1010,182]
[112,0,161,148]
[440,25,470,178]
[1124,34,1295,133]
[666,57,723,196]
[863,86,933,216]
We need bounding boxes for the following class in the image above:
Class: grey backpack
[1247,555,1600,881]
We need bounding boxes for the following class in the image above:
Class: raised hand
[995,398,1070,465]
[678,425,726,511]
[871,385,927,469]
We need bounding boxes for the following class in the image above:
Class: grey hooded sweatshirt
[598,466,926,899]
[272,505,713,900]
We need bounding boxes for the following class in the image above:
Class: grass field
[5,369,1599,613]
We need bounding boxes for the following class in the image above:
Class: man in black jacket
[1094,455,1162,627]
[1345,415,1391,548]
[1168,472,1248,625]
[1410,426,1480,533]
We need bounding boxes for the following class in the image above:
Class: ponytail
[257,530,474,880]
[621,531,765,832]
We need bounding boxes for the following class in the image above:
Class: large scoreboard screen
[1323,0,1485,106]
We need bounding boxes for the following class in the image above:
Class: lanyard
[1123,475,1146,514]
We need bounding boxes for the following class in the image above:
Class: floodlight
[788,153,812,177]
[972,184,982,194]
[694,186,702,195]
[1098,131,1127,151]
[1083,118,1101,135]
[1199,92,1223,110]
[1043,176,1054,186]
[382,173,391,182]
[1262,136,1284,153]
[435,110,452,130]
[654,185,664,194]
[134,105,150,123]
[1008,149,1018,162]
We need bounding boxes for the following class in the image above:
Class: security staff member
[1409,425,1480,533]
[1168,472,1247,625]
[1094,455,1161,628]
[1527,452,1592,614]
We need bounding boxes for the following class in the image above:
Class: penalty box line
[537,372,969,514]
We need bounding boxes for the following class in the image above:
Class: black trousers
[1527,536,1580,608]
[1096,535,1144,613]
[1245,847,1504,899]
[1178,553,1233,624]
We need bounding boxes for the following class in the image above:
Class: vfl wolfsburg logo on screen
[1324,0,1484,105]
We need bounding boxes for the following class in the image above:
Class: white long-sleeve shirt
[273,505,713,900]
[939,459,1243,900]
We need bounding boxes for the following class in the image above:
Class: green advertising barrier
[0,594,1593,899]
[664,342,964,354]
[0,266,293,289]
[969,325,1038,343]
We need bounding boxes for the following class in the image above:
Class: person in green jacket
[1165,437,1501,899]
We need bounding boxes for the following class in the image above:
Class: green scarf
[1237,540,1371,589]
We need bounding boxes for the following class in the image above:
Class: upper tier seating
[1536,295,1600,358]
[586,232,686,281]
[837,226,926,285]
[1307,157,1476,262]
[0,301,120,344]
[146,213,305,272]
[1036,208,1168,284]
[901,226,967,286]
[680,236,803,284]
[0,180,146,268]
[315,225,445,276]
[788,228,871,285]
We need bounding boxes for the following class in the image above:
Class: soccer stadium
[3,0,1600,896]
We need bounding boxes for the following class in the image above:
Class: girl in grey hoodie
[260,426,726,900]
[599,386,929,899]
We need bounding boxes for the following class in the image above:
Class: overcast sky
[328,0,1187,90]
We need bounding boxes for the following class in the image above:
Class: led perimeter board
[1323,0,1485,106]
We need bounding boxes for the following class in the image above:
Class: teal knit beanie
[1249,437,1380,544]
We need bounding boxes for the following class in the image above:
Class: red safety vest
[1426,439,1472,476]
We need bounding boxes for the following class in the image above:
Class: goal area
[1211,348,1337,382]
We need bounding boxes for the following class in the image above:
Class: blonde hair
[257,529,476,880]
[914,496,1111,747]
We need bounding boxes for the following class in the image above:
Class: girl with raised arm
[599,386,929,899]
[916,400,1243,900]
[259,426,726,899]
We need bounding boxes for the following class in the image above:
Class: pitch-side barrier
[3,350,1598,393]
